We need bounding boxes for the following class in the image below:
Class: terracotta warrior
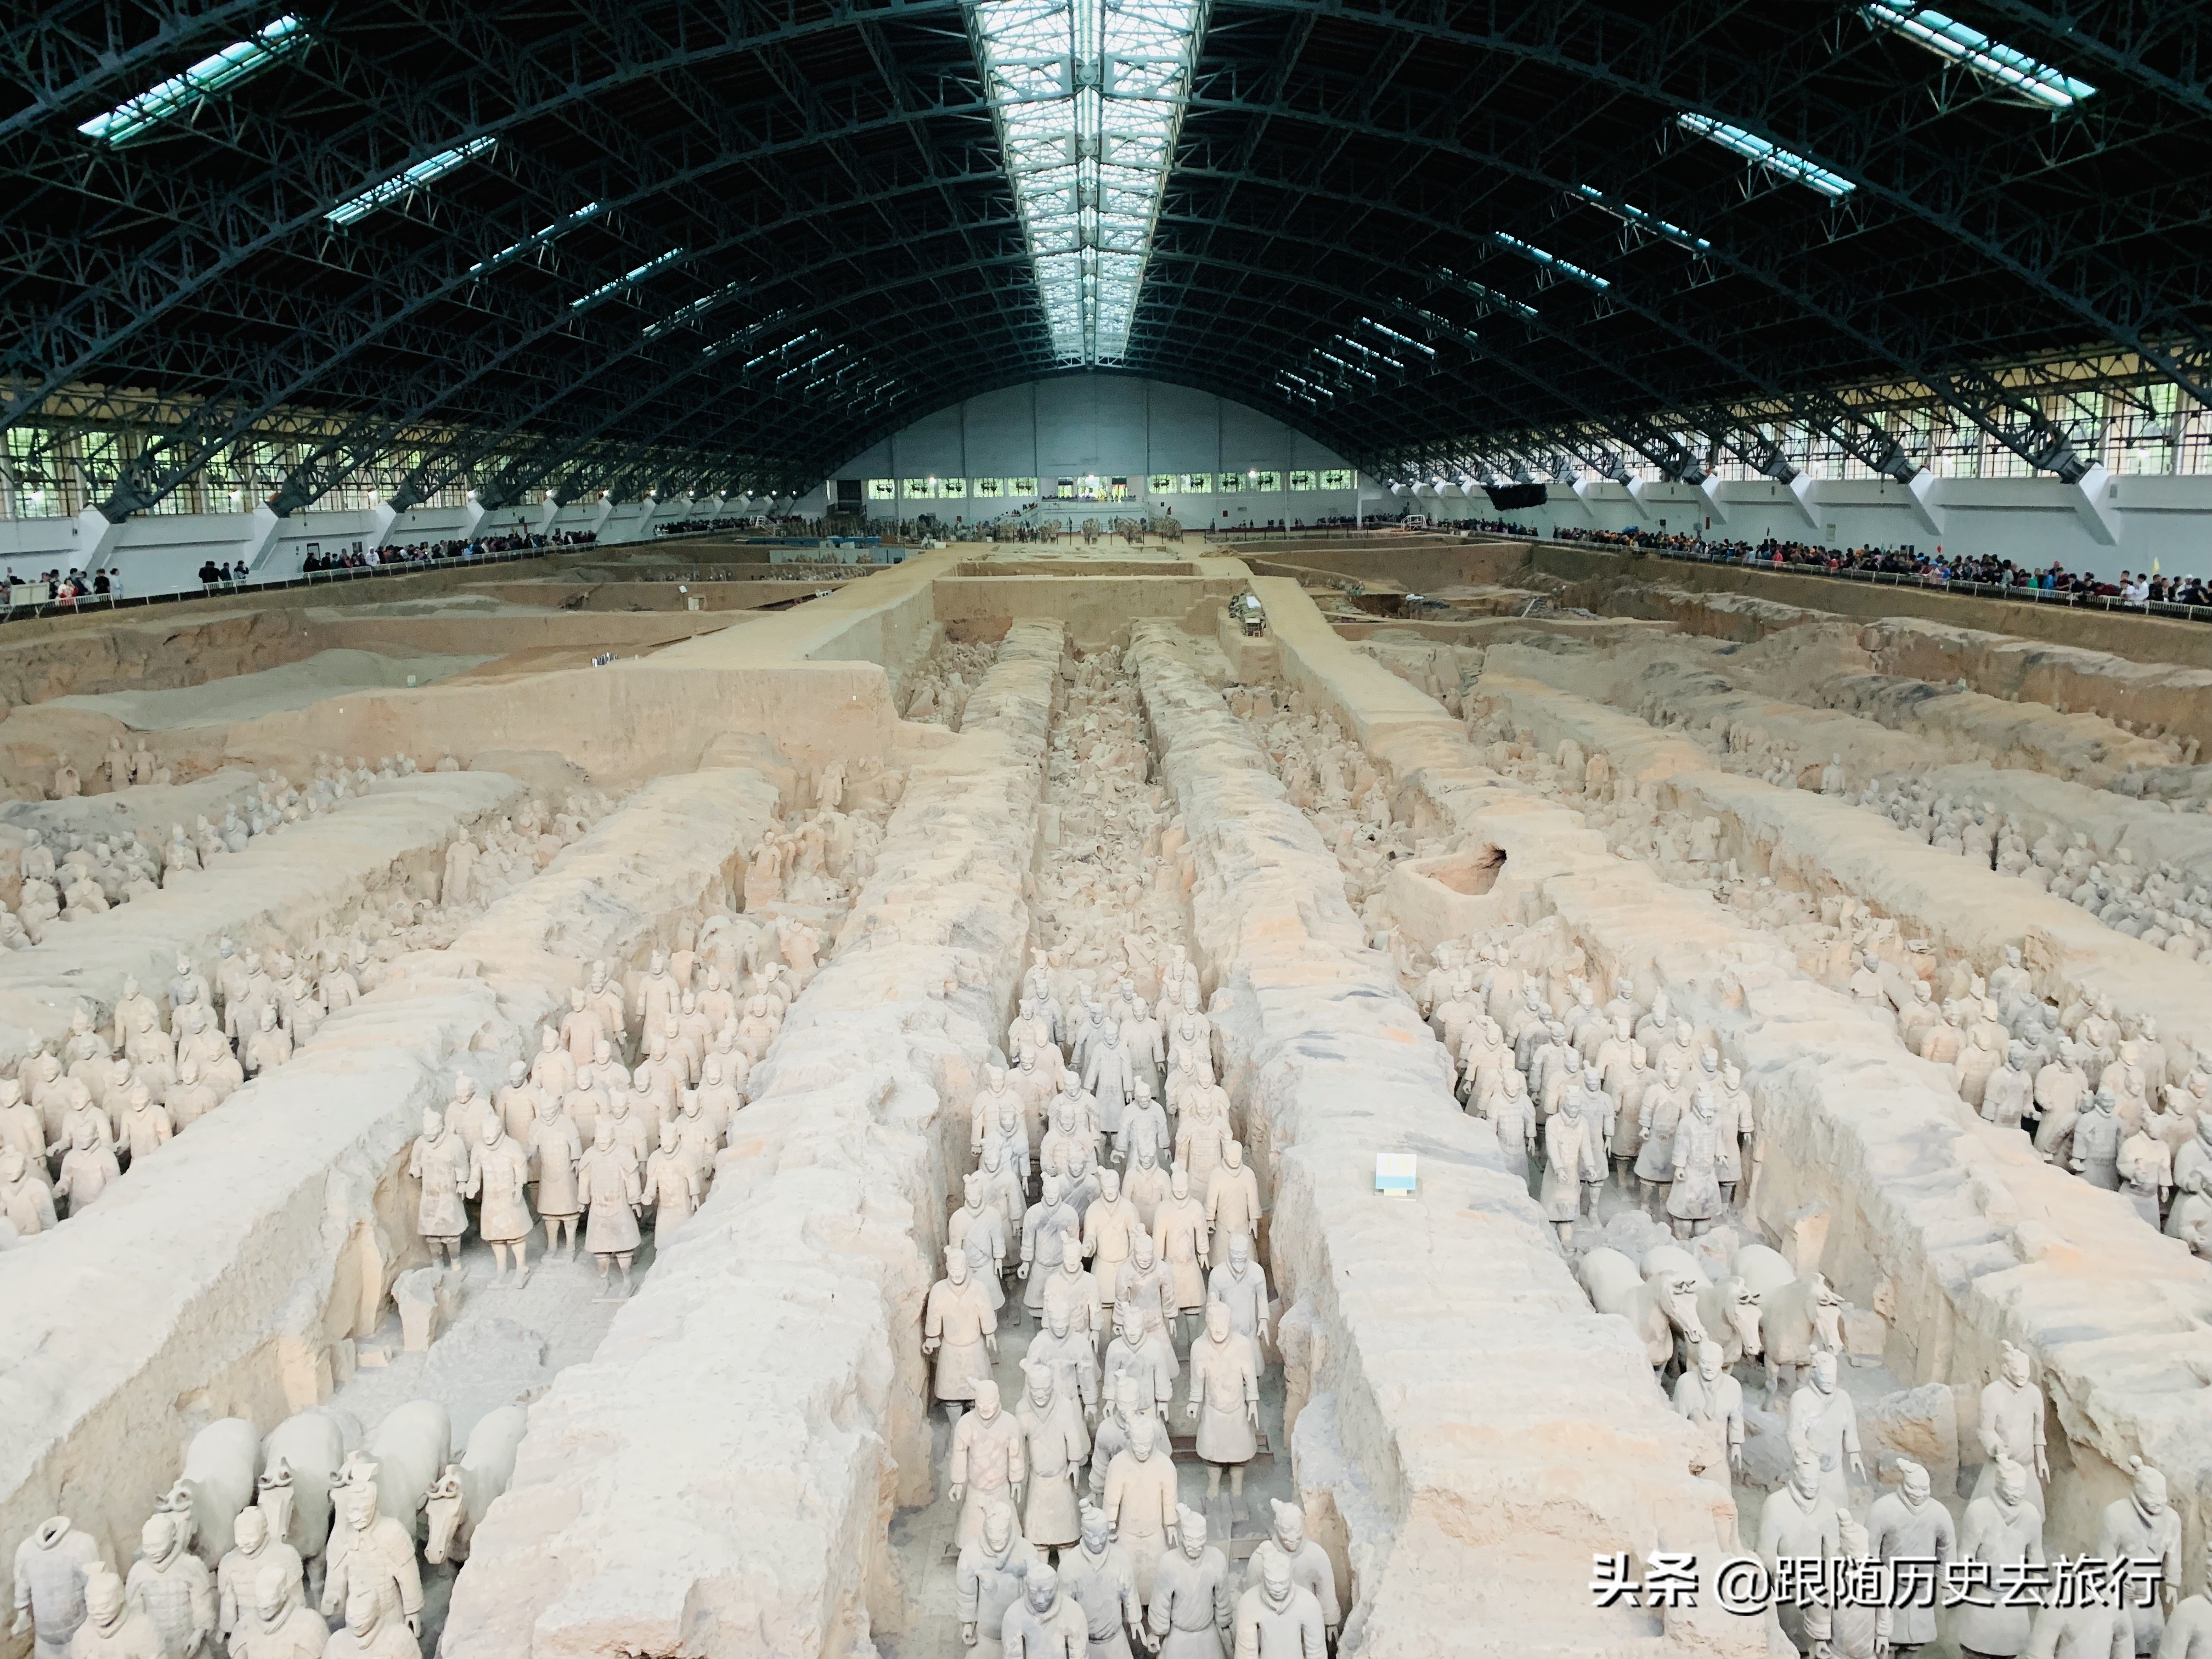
[641,1121,700,1237]
[527,1093,582,1259]
[575,1119,643,1296]
[60,1570,157,1659]
[1059,1503,1145,1659]
[1666,1087,1728,1240]
[925,1243,1000,1424]
[407,1107,469,1269]
[1867,1458,1955,1657]
[212,1509,301,1654]
[1001,1564,1087,1659]
[2096,1457,2181,1656]
[320,1476,421,1639]
[323,1579,416,1659]
[953,1500,1037,1658]
[464,1115,534,1284]
[1245,1501,1340,1650]
[10,1514,100,1659]
[1153,1169,1211,1335]
[223,1563,324,1659]
[1232,1553,1326,1659]
[0,1147,58,1239]
[1016,1361,1087,1551]
[1186,1299,1261,1513]
[123,1513,211,1659]
[1951,1452,2045,1659]
[1757,1446,1841,1651]
[948,1379,1026,1556]
[1101,1414,1178,1603]
[1147,1505,1231,1659]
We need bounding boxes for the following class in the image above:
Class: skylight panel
[1433,267,1538,320]
[1861,2,2095,107]
[698,310,792,360]
[469,202,605,279]
[326,137,496,226]
[644,280,747,340]
[570,247,685,312]
[1492,232,1610,291]
[1359,318,1435,357]
[968,0,1204,364]
[78,15,309,146]
[1571,184,1712,253]
[1677,114,1856,198]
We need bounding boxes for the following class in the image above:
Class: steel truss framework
[3,0,2210,518]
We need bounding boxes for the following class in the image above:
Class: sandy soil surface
[38,648,494,728]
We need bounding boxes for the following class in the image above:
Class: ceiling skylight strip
[644,279,748,340]
[1433,267,1538,320]
[469,201,604,279]
[1360,317,1435,357]
[1677,114,1857,198]
[78,14,309,146]
[326,136,496,225]
[967,0,1205,364]
[1861,2,2095,108]
[570,247,685,312]
[1571,184,1712,253]
[1492,232,1610,291]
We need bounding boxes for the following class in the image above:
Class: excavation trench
[442,621,1061,1658]
[1251,575,2212,1584]
[1126,622,1756,1658]
[0,766,782,1645]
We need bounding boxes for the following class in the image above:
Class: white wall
[1406,472,2212,580]
[831,375,1369,528]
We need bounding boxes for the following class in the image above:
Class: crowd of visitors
[1542,526,2212,610]
[0,529,595,617]
[3,567,112,604]
[296,527,594,577]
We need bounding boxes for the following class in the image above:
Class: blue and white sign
[1374,1153,1417,1197]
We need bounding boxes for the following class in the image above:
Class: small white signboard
[1374,1153,1417,1198]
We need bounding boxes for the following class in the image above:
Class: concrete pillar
[74,508,128,569]
[2068,461,2121,546]
[237,505,286,575]
[366,500,399,552]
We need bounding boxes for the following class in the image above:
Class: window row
[859,467,1355,502]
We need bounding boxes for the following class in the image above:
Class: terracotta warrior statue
[464,1114,534,1284]
[407,1107,469,1269]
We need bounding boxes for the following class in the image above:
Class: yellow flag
[2153,557,2161,574]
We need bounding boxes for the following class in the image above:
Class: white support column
[1787,472,1823,531]
[2068,461,2121,546]
[457,491,489,541]
[532,497,561,536]
[73,508,128,569]
[366,500,399,552]
[1905,469,1946,537]
[588,494,617,539]
[1622,476,1660,523]
[1697,476,1730,526]
[236,505,286,575]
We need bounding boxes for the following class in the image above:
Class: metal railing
[1431,527,2212,626]
[1556,539,2212,625]
[0,543,589,625]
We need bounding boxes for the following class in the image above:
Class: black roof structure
[4,1,2208,514]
